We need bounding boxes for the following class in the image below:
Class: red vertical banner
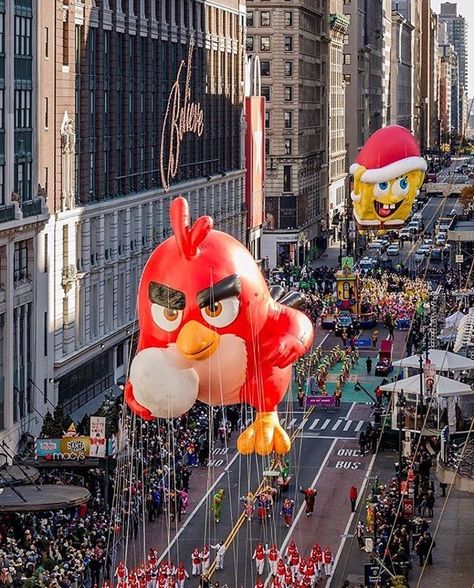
[245,96,265,229]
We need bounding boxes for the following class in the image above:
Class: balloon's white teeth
[390,204,396,209]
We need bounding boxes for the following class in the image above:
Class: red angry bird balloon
[125,197,313,455]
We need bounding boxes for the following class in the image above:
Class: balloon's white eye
[374,181,390,197]
[201,296,240,328]
[392,177,409,196]
[151,304,183,332]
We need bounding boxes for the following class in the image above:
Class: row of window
[264,110,294,129]
[261,85,294,102]
[261,60,294,77]
[247,10,293,28]
[247,35,293,53]
[264,137,293,156]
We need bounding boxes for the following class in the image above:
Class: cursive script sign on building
[160,43,204,192]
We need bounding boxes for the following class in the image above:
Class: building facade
[420,1,439,150]
[343,0,385,167]
[38,0,246,420]
[0,0,50,450]
[438,20,459,139]
[389,9,415,131]
[328,1,349,237]
[246,0,329,269]
[439,2,468,134]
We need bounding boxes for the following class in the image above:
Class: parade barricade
[306,395,336,408]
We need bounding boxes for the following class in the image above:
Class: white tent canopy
[380,374,473,398]
[392,349,474,372]
[445,311,466,328]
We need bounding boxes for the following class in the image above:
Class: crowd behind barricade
[354,439,439,587]
[0,401,241,588]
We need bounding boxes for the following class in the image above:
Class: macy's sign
[160,43,204,192]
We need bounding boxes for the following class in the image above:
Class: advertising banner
[90,416,107,457]
[35,437,91,461]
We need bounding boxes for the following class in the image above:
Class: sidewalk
[311,244,341,269]
[328,447,474,588]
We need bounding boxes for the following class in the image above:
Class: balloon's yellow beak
[176,320,220,360]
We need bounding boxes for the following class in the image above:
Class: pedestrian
[176,563,189,588]
[299,486,317,516]
[280,498,294,527]
[359,431,366,455]
[253,543,266,575]
[211,541,226,570]
[212,488,225,523]
[335,387,342,409]
[349,485,358,513]
[356,520,365,549]
[198,574,210,588]
[366,357,372,375]
[200,545,210,574]
[370,429,378,454]
[426,489,435,517]
[241,492,255,521]
[440,482,447,497]
[191,548,202,577]
[267,544,280,576]
[371,330,379,348]
[323,546,332,576]
[297,389,305,409]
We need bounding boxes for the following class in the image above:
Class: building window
[265,110,270,129]
[284,36,293,52]
[246,11,254,27]
[14,15,32,56]
[44,97,49,129]
[260,11,270,26]
[344,0,352,4]
[0,165,4,205]
[284,61,293,77]
[13,304,32,422]
[343,73,352,84]
[14,241,29,283]
[246,35,254,52]
[0,11,4,54]
[284,86,293,102]
[284,111,293,128]
[261,85,271,101]
[260,36,271,51]
[343,34,349,45]
[14,161,32,202]
[0,88,3,129]
[44,26,49,58]
[62,5,69,65]
[0,314,4,430]
[284,138,292,155]
[283,165,292,192]
[265,137,270,156]
[14,89,32,129]
[43,311,48,356]
[343,53,351,65]
[284,11,293,26]
[261,60,270,76]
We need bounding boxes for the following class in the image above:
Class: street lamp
[396,390,407,492]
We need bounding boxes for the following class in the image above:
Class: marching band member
[191,548,202,576]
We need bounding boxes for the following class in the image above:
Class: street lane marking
[157,450,240,564]
[332,420,342,430]
[309,418,320,430]
[288,418,297,428]
[355,421,364,431]
[321,419,331,430]
[343,420,352,431]
[264,439,339,587]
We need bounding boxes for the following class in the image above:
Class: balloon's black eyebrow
[197,274,241,308]
[148,281,186,310]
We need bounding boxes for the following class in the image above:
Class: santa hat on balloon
[350,125,427,185]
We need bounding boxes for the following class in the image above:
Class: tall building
[0,1,49,449]
[38,0,246,420]
[343,0,385,166]
[389,7,415,131]
[439,48,453,141]
[420,0,440,149]
[247,1,330,268]
[382,0,393,125]
[328,1,349,235]
[438,21,460,138]
[439,2,468,133]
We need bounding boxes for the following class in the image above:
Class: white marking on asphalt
[288,418,297,428]
[354,421,364,431]
[332,420,342,431]
[309,418,320,430]
[343,420,352,431]
[157,451,240,564]
[325,451,378,588]
[344,403,356,421]
[320,419,331,430]
[264,438,339,587]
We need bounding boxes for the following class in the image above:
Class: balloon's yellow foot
[237,412,291,456]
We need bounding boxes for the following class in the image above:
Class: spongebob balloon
[350,125,427,232]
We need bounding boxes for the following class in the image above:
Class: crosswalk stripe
[309,418,320,430]
[343,420,352,431]
[288,418,297,428]
[332,420,342,430]
[354,421,364,431]
[320,419,331,430]
[280,418,285,425]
